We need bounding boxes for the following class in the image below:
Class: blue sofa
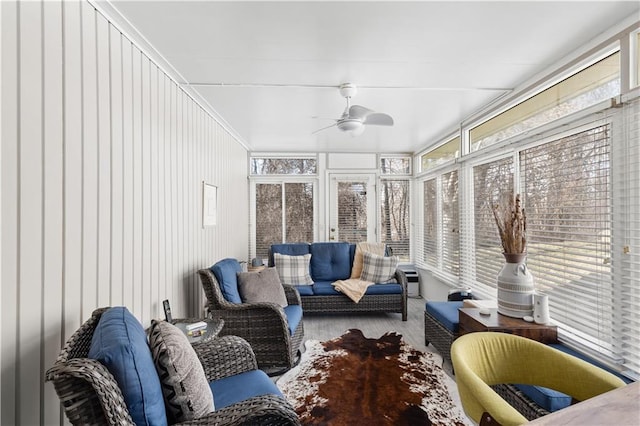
[269,242,408,321]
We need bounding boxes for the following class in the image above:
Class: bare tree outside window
[251,158,317,175]
[423,179,437,266]
[256,183,283,259]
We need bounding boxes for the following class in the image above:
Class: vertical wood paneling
[1,1,18,424]
[18,2,43,424]
[1,1,249,423]
[81,1,98,314]
[96,12,111,308]
[62,0,83,338]
[42,1,64,422]
[109,25,123,306]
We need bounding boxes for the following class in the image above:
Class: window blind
[337,181,368,243]
[472,158,514,293]
[380,179,410,261]
[612,95,640,378]
[441,170,460,276]
[521,125,614,359]
[422,179,438,267]
[255,183,283,260]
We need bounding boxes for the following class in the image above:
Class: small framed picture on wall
[202,182,217,227]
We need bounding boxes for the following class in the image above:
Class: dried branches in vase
[492,193,527,254]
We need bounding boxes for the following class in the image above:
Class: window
[421,137,460,172]
[472,158,514,292]
[380,180,410,261]
[254,182,314,260]
[634,30,640,88]
[380,156,411,175]
[418,170,460,277]
[250,157,317,175]
[521,125,614,359]
[471,52,621,151]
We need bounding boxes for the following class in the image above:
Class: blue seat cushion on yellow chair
[283,305,303,336]
[210,370,283,410]
[88,307,167,426]
[425,301,464,333]
[513,343,633,412]
[210,258,243,303]
[309,242,351,282]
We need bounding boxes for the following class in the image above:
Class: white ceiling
[107,1,639,154]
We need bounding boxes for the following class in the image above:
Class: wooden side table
[247,265,266,273]
[459,308,558,343]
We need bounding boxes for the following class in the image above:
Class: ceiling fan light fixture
[337,119,363,132]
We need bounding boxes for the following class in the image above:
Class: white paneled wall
[0,1,249,424]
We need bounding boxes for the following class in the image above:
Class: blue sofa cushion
[513,343,634,412]
[309,242,351,282]
[425,301,463,333]
[313,282,342,296]
[294,285,315,296]
[365,283,403,295]
[269,243,310,266]
[88,307,167,426]
[210,258,243,303]
[283,305,303,336]
[210,370,283,410]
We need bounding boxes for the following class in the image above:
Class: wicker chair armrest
[46,358,135,426]
[212,302,291,335]
[193,335,258,381]
[282,285,302,306]
[177,394,300,426]
[394,268,408,292]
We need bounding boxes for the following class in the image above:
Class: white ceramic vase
[497,253,535,318]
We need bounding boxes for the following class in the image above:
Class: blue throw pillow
[88,307,167,426]
[210,258,243,303]
[309,242,351,281]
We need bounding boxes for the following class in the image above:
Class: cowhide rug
[277,329,471,426]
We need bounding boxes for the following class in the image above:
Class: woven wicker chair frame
[424,308,552,421]
[299,269,409,321]
[45,307,301,426]
[198,269,304,371]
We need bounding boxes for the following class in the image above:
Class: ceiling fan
[313,83,394,136]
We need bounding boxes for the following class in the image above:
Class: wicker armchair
[198,265,304,373]
[45,308,300,426]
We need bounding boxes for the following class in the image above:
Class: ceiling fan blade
[363,112,394,126]
[348,105,373,120]
[312,122,338,134]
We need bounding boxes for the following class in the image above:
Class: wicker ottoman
[424,301,464,364]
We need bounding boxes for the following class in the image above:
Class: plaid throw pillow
[360,251,398,283]
[273,253,314,285]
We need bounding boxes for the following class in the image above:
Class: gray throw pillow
[148,320,215,423]
[237,267,288,308]
[273,252,314,285]
[360,251,399,283]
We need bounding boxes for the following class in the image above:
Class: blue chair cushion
[309,242,351,282]
[366,283,403,295]
[210,258,243,303]
[269,243,310,266]
[312,282,342,296]
[513,343,634,412]
[210,370,283,410]
[425,301,463,333]
[283,305,303,336]
[294,285,315,296]
[88,307,167,426]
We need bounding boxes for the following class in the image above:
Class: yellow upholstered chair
[451,332,626,426]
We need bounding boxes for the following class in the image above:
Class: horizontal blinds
[612,96,640,378]
[423,179,438,267]
[285,182,314,243]
[380,179,410,261]
[255,183,283,260]
[441,170,460,276]
[338,181,368,243]
[521,125,614,357]
[472,158,514,291]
